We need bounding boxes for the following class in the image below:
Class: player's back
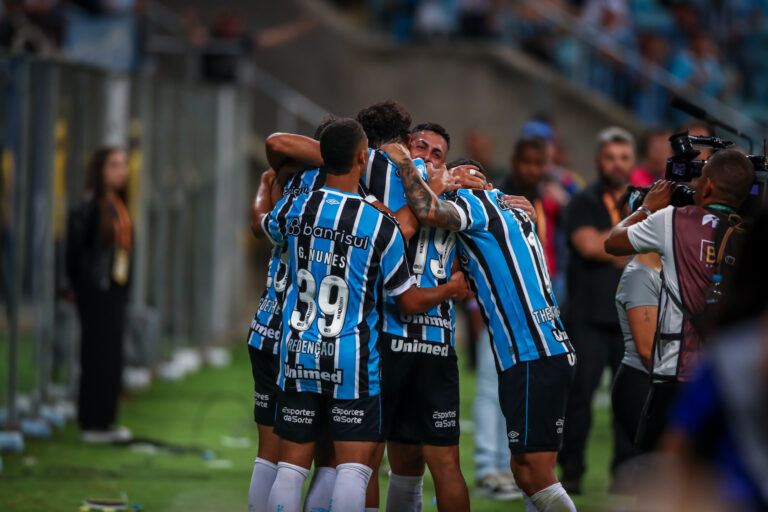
[450,188,573,369]
[249,168,325,353]
[266,186,410,398]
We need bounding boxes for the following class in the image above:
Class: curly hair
[355,101,412,149]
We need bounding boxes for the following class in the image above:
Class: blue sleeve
[449,191,486,231]
[262,195,291,247]
[380,222,414,296]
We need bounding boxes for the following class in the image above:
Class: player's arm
[394,272,470,315]
[626,305,657,370]
[391,168,457,240]
[605,181,674,256]
[251,169,278,237]
[265,133,323,185]
[381,143,463,231]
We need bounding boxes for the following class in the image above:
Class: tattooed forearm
[392,152,462,231]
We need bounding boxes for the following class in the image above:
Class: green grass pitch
[0,346,614,511]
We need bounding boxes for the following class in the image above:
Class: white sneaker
[475,473,524,500]
[81,426,132,444]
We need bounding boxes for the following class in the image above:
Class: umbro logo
[508,430,520,443]
[326,198,340,205]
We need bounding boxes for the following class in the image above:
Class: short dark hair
[313,113,339,140]
[411,122,451,150]
[446,157,485,175]
[704,149,755,208]
[356,101,411,149]
[320,118,367,175]
[512,136,547,158]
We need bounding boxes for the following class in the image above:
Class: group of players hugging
[245,101,578,512]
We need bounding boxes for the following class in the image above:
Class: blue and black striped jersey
[448,188,574,371]
[263,186,414,399]
[362,149,456,345]
[248,169,325,353]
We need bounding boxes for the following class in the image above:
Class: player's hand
[450,164,487,190]
[428,163,459,195]
[501,195,537,223]
[449,271,472,301]
[642,180,675,213]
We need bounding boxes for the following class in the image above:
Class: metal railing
[0,55,252,432]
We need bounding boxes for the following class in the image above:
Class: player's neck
[325,171,359,194]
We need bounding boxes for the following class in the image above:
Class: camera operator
[604,148,755,450]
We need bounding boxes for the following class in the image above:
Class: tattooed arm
[381,143,464,231]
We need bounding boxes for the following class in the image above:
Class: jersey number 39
[290,269,349,337]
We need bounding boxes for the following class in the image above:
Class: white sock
[249,458,278,512]
[523,494,538,512]
[267,462,310,512]
[530,483,577,512]
[329,463,373,512]
[304,466,336,512]
[385,471,423,512]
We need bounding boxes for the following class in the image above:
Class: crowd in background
[0,0,147,71]
[0,1,315,80]
[337,0,768,125]
[6,0,768,125]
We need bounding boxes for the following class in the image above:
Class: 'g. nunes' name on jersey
[263,186,414,399]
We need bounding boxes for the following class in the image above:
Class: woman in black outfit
[66,147,132,443]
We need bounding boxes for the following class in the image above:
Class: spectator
[520,119,580,302]
[499,136,557,280]
[559,127,635,493]
[200,11,317,82]
[457,0,495,38]
[610,186,661,491]
[669,30,726,98]
[414,0,457,38]
[66,147,133,443]
[631,32,670,125]
[664,1,700,52]
[582,0,636,103]
[630,129,672,187]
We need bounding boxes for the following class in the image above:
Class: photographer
[604,148,754,450]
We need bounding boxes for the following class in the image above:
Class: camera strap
[602,192,622,227]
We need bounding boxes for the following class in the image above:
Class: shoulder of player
[372,149,425,172]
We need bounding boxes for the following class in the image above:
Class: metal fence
[0,55,253,430]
